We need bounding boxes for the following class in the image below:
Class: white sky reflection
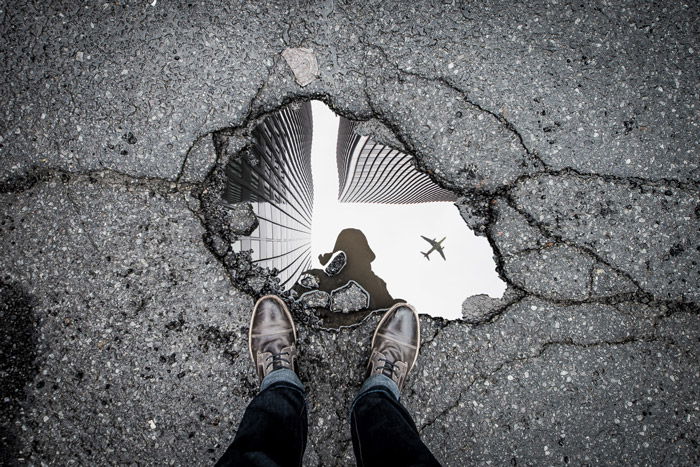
[309,101,505,319]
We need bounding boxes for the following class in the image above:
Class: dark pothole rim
[194,95,525,330]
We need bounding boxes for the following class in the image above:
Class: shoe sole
[371,302,421,372]
[248,295,297,365]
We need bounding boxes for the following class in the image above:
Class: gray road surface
[1,1,698,465]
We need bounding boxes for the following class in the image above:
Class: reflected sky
[309,101,505,320]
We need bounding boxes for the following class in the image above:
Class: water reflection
[337,118,457,204]
[293,228,402,327]
[228,100,507,321]
[226,102,314,287]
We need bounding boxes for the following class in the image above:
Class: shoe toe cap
[381,304,419,347]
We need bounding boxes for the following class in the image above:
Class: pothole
[217,100,506,326]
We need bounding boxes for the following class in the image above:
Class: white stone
[282,48,319,87]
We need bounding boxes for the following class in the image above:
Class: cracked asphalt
[1,1,698,465]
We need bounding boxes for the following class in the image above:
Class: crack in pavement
[0,87,689,342]
[3,99,691,320]
[363,44,700,191]
[362,42,700,195]
[417,334,659,435]
[0,167,198,196]
[175,134,213,184]
[501,194,647,294]
[2,87,693,319]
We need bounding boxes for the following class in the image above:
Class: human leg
[350,303,441,466]
[215,296,308,467]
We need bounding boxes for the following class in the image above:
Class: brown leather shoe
[248,295,297,383]
[368,302,421,391]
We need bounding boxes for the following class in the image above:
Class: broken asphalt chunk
[324,250,347,277]
[330,280,369,314]
[298,290,330,309]
[297,273,320,289]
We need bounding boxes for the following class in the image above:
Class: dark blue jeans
[215,370,440,466]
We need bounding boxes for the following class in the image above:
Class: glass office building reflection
[225,102,314,287]
[336,118,457,204]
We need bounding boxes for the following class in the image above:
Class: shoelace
[265,351,290,370]
[376,358,400,379]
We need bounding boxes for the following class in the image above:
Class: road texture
[1,1,698,465]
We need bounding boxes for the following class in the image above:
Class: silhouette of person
[306,227,399,311]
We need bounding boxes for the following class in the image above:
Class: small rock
[298,290,330,309]
[298,273,320,289]
[246,275,266,293]
[324,250,347,276]
[122,132,138,145]
[204,232,229,257]
[281,47,319,87]
[222,202,258,236]
[330,280,369,313]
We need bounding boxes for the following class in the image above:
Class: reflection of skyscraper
[223,105,459,290]
[336,118,457,204]
[224,102,314,287]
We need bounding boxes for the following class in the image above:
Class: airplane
[420,236,446,261]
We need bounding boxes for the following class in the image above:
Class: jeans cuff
[260,368,304,392]
[351,373,400,412]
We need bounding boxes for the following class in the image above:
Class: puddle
[231,100,506,322]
